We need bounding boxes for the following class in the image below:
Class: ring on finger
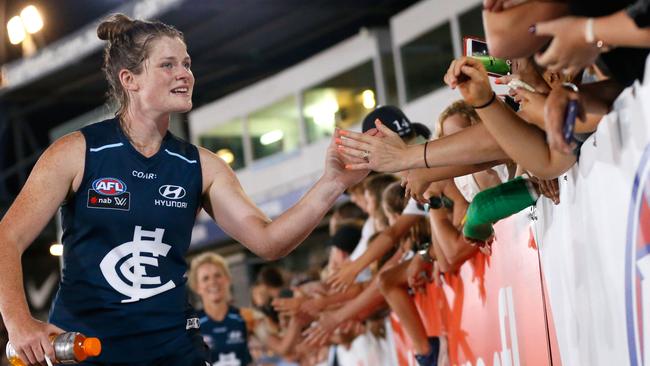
[361,150,370,161]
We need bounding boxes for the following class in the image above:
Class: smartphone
[504,95,520,112]
[563,100,578,143]
[463,37,511,77]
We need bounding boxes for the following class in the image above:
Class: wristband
[473,92,496,109]
[561,82,579,93]
[423,141,430,169]
[423,195,454,211]
[585,18,605,49]
[417,242,435,263]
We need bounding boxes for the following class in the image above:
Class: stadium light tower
[6,5,43,57]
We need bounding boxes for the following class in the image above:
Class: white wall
[189,31,381,140]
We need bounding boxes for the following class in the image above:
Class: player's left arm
[199,131,368,260]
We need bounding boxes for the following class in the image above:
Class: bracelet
[423,141,430,169]
[585,18,595,43]
[473,92,496,109]
[417,242,435,263]
[585,18,605,49]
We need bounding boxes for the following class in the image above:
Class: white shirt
[350,218,374,261]
[454,164,510,202]
[349,218,374,282]
[401,198,427,216]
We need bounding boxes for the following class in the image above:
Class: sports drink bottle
[6,332,101,365]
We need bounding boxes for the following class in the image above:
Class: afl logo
[159,185,186,200]
[92,178,127,196]
[626,144,650,365]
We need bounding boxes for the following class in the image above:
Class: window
[381,53,399,107]
[302,61,376,143]
[249,96,300,160]
[459,5,485,44]
[198,118,245,170]
[400,22,454,102]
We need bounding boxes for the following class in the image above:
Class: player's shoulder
[197,146,227,166]
[29,131,86,188]
[44,131,86,161]
[197,146,236,182]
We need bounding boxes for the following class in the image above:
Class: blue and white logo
[92,177,127,196]
[626,144,650,366]
[159,185,186,200]
[99,226,175,303]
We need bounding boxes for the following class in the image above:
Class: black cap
[330,224,362,255]
[362,105,413,137]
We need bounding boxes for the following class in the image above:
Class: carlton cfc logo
[100,226,176,303]
[92,178,127,196]
[626,145,650,366]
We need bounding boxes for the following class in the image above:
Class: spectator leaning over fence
[251,266,286,312]
[375,99,514,364]
[344,175,376,282]
[301,196,426,349]
[501,57,605,156]
[484,0,650,81]
[485,0,650,154]
[443,57,576,179]
[273,224,390,365]
[274,185,407,322]
[327,106,435,292]
[329,200,367,236]
[377,102,520,366]
[332,1,580,172]
[363,174,399,232]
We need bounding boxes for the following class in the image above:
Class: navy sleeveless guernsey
[198,306,252,366]
[49,118,203,363]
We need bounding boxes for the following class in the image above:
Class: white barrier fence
[536,57,650,365]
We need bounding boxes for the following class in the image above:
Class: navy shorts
[79,328,210,366]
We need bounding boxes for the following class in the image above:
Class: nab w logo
[626,144,650,365]
[114,196,128,206]
[100,226,176,303]
[159,185,186,200]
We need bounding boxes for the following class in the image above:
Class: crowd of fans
[185,0,650,365]
[2,0,650,365]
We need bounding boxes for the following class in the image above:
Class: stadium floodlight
[216,148,235,164]
[20,5,44,34]
[6,5,44,56]
[260,130,284,146]
[50,243,64,256]
[362,89,376,109]
[7,16,26,45]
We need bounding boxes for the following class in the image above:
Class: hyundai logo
[159,185,186,200]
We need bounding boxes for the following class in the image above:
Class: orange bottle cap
[82,338,102,357]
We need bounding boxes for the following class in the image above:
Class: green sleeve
[462,177,538,241]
